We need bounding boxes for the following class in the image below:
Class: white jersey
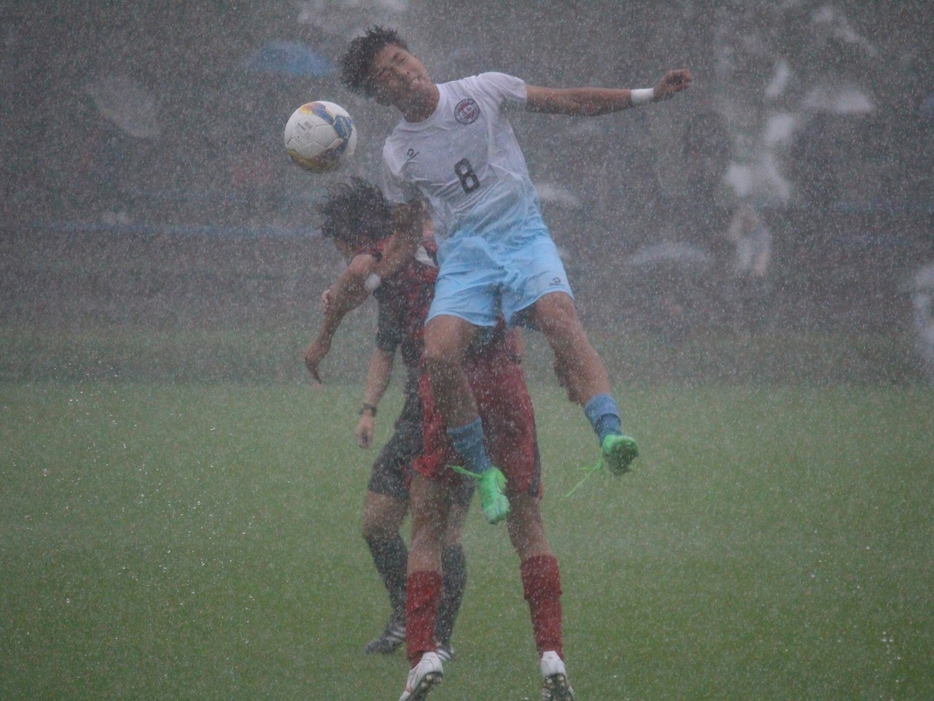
[382,72,546,243]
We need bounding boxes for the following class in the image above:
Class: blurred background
[2,0,933,383]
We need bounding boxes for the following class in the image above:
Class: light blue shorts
[427,227,574,328]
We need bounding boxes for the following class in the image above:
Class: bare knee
[422,338,457,377]
[362,513,394,543]
[362,492,406,543]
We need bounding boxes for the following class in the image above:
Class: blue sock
[584,393,622,445]
[447,417,492,474]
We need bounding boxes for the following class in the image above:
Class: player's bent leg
[425,315,508,522]
[422,314,481,428]
[531,292,640,474]
[505,492,551,562]
[362,491,409,654]
[529,291,611,407]
[507,494,567,676]
[362,490,409,542]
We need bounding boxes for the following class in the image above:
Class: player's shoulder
[453,72,527,108]
[447,72,522,92]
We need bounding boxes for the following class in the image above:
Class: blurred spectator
[726,203,773,328]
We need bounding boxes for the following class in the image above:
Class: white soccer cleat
[540,651,576,701]
[399,651,443,701]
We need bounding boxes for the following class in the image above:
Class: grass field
[2,381,933,700]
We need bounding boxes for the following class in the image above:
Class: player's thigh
[366,393,422,501]
[527,290,591,352]
[500,233,574,325]
[428,237,504,328]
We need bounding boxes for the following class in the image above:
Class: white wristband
[630,88,654,106]
[364,273,382,292]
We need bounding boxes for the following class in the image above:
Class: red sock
[520,554,563,659]
[405,570,443,665]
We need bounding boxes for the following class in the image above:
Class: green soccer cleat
[478,467,510,523]
[452,465,510,524]
[600,434,639,476]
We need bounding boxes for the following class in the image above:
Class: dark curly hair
[317,177,392,246]
[340,25,409,97]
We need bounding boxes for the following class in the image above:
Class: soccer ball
[283,101,358,172]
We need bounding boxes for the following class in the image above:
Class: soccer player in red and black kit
[304,178,575,701]
[306,179,470,661]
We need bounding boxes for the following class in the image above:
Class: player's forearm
[327,269,370,317]
[526,87,647,116]
[309,311,343,352]
[363,348,394,407]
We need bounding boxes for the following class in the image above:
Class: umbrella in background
[83,74,161,139]
[243,41,336,78]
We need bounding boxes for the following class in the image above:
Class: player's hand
[356,414,375,449]
[653,69,692,101]
[303,338,330,383]
[321,288,333,315]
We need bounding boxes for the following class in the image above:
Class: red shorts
[413,330,542,499]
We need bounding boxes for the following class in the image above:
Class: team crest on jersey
[454,98,480,125]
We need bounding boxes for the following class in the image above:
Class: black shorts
[367,371,423,502]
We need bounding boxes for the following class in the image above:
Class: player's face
[368,44,432,109]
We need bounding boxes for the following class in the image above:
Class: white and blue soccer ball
[284,101,357,172]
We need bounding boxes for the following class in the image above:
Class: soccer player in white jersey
[340,28,690,698]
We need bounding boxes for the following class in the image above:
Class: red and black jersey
[356,237,438,371]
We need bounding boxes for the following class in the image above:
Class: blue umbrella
[243,41,335,78]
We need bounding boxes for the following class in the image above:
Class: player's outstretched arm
[525,68,692,116]
[303,254,377,383]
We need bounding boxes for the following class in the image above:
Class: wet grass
[0,323,923,386]
[2,382,932,700]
